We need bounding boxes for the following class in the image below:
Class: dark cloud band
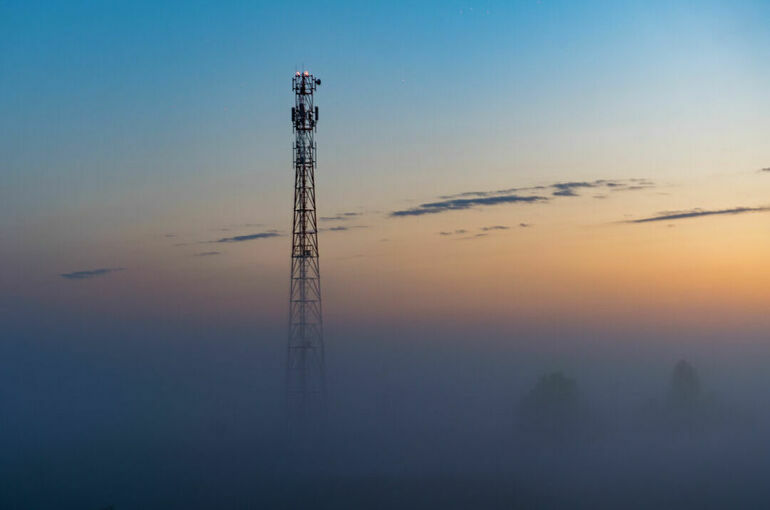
[323,225,368,232]
[61,268,124,280]
[391,194,547,217]
[216,232,280,243]
[320,212,362,221]
[391,178,654,217]
[627,206,770,223]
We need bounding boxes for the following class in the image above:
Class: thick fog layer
[3,307,770,509]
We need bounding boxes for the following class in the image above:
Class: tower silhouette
[286,71,325,436]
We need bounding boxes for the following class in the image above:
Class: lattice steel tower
[287,71,325,432]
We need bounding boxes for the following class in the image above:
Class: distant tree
[666,360,710,435]
[668,360,702,410]
[517,372,586,446]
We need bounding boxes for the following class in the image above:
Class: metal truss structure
[286,71,325,434]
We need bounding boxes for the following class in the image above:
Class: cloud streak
[320,212,362,221]
[626,206,770,223]
[439,225,531,237]
[61,268,124,280]
[391,194,547,217]
[215,232,280,243]
[322,225,368,232]
[392,178,655,217]
[552,182,597,197]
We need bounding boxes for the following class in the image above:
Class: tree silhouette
[668,360,702,409]
[517,372,585,446]
[666,360,708,435]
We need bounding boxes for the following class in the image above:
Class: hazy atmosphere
[3,1,770,508]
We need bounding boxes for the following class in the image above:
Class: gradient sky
[3,0,770,338]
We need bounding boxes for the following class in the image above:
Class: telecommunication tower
[286,71,325,433]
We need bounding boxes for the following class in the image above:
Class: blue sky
[4,0,769,215]
[2,0,770,330]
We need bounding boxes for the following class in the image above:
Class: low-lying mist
[3,312,770,508]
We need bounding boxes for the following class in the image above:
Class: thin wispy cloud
[60,268,124,280]
[613,184,655,192]
[391,194,547,217]
[437,186,545,200]
[195,251,221,257]
[440,225,520,237]
[215,232,280,243]
[438,229,470,236]
[392,178,655,217]
[552,182,597,197]
[456,232,489,241]
[322,225,368,232]
[553,179,655,197]
[320,212,362,221]
[760,168,770,173]
[626,206,770,224]
[228,222,263,228]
